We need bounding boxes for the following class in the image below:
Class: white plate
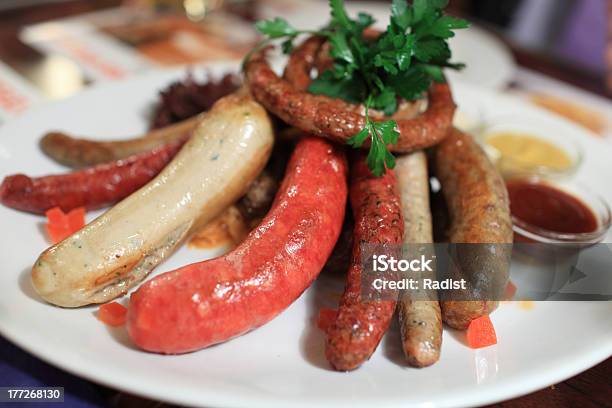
[271,0,516,90]
[0,64,611,408]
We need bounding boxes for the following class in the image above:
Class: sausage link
[325,153,404,371]
[1,138,187,214]
[245,40,456,153]
[127,137,348,353]
[39,116,199,168]
[31,91,274,308]
[282,36,323,91]
[435,129,513,330]
[395,152,442,367]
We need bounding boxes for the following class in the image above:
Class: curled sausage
[127,137,348,353]
[325,153,404,371]
[1,138,187,214]
[283,36,323,92]
[395,152,442,368]
[434,129,513,330]
[244,38,456,153]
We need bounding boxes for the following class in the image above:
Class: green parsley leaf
[445,61,466,70]
[308,72,366,104]
[414,39,450,62]
[396,34,416,70]
[329,31,354,65]
[329,0,353,30]
[430,0,450,9]
[371,88,397,116]
[422,15,470,39]
[347,127,370,147]
[365,119,399,177]
[374,52,399,75]
[390,0,410,30]
[255,17,298,38]
[366,138,385,177]
[412,0,429,24]
[355,12,375,31]
[281,39,294,54]
[388,67,432,101]
[421,64,445,83]
[375,120,400,145]
[251,0,469,176]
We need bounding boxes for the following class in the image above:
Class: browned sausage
[283,36,323,91]
[245,39,455,153]
[39,116,200,168]
[395,152,442,367]
[325,153,404,371]
[434,129,513,330]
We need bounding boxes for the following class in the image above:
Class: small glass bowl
[509,176,612,245]
[479,117,584,180]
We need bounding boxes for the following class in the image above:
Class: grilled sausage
[283,36,322,91]
[127,136,348,353]
[31,91,274,307]
[395,151,442,367]
[39,115,200,168]
[434,129,513,330]
[244,39,455,153]
[325,153,404,371]
[1,138,187,214]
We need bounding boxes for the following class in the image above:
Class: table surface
[0,1,610,408]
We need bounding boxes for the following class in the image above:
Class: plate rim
[2,312,611,408]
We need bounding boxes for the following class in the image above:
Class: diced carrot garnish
[466,315,497,349]
[67,207,86,231]
[98,302,128,327]
[46,224,69,244]
[504,280,517,301]
[45,207,65,225]
[44,206,86,244]
[317,308,338,331]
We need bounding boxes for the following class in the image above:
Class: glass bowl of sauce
[481,119,583,179]
[506,177,611,244]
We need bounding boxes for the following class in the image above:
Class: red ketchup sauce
[506,179,598,234]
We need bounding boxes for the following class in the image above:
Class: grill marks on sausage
[325,153,404,371]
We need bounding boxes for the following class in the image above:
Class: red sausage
[127,137,348,354]
[0,138,187,214]
[325,154,404,371]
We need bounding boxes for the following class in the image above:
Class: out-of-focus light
[184,0,208,21]
[31,55,83,99]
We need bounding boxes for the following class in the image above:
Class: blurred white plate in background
[264,0,516,90]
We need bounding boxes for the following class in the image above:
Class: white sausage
[32,91,274,307]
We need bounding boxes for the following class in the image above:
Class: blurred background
[0,0,608,93]
[453,0,608,78]
[0,0,610,135]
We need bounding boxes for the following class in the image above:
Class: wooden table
[0,1,610,407]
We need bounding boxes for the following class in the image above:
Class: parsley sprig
[254,0,469,176]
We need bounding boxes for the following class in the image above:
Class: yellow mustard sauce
[486,132,573,173]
